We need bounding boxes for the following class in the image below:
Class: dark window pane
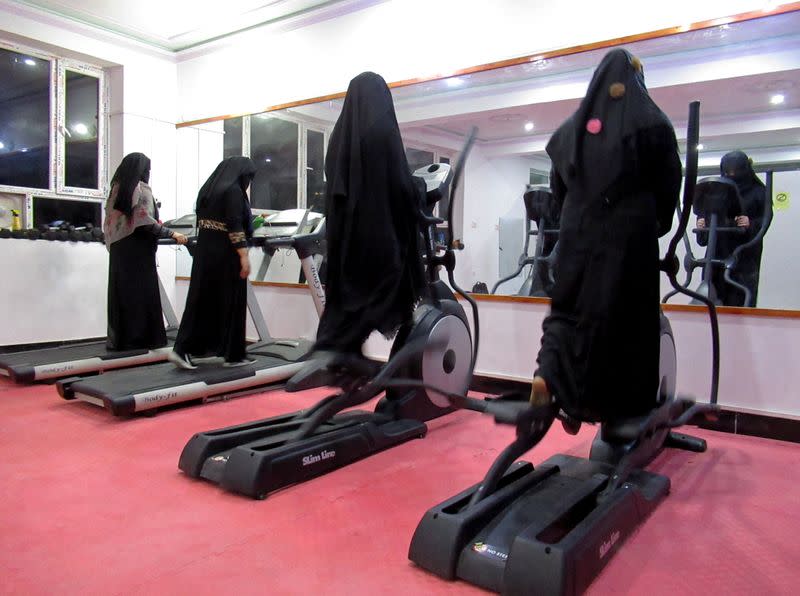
[406,148,435,174]
[33,196,101,228]
[65,71,99,188]
[307,129,325,212]
[0,48,51,188]
[530,169,549,185]
[223,117,243,158]
[249,115,298,211]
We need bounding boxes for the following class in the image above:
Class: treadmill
[0,238,181,383]
[57,219,326,416]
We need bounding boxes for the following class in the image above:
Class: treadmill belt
[72,354,295,397]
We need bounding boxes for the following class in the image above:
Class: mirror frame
[174,2,800,319]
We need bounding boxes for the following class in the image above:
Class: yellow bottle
[10,209,21,231]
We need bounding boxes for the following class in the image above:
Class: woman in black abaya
[531,49,683,423]
[313,71,426,354]
[169,156,257,369]
[104,152,187,351]
[720,151,771,306]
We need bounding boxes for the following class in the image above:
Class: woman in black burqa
[169,156,257,369]
[699,150,770,306]
[530,49,682,423]
[104,152,188,351]
[314,71,426,354]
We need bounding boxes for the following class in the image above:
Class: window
[223,117,243,158]
[406,148,436,174]
[221,113,327,213]
[64,70,100,189]
[250,115,299,211]
[0,47,51,189]
[530,169,549,185]
[33,196,101,228]
[306,129,325,212]
[0,39,106,227]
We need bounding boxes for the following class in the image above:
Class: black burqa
[105,152,168,351]
[537,49,682,422]
[720,150,771,306]
[173,156,257,362]
[314,72,426,353]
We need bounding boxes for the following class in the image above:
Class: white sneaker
[168,350,197,370]
[223,358,256,368]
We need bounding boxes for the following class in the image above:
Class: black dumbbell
[0,228,11,239]
[26,229,42,240]
[43,229,57,241]
[56,230,69,241]
[11,229,25,239]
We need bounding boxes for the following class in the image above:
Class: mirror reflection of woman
[104,152,187,351]
[169,156,257,369]
[714,151,771,306]
[530,49,682,424]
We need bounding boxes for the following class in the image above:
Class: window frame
[0,38,108,203]
[230,112,328,212]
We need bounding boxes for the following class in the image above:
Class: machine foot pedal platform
[180,410,428,499]
[409,454,670,595]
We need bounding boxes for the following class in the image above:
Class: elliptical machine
[493,185,560,297]
[663,174,774,307]
[407,103,721,595]
[177,160,475,499]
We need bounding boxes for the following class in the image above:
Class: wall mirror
[176,9,800,311]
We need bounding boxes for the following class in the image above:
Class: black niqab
[111,152,151,216]
[546,49,672,199]
[315,71,426,352]
[196,156,257,211]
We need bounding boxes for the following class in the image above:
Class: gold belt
[198,219,227,232]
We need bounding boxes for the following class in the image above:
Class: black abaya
[105,154,175,351]
[536,49,682,422]
[314,72,426,353]
[173,157,256,362]
[719,151,771,306]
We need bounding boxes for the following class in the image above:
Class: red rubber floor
[1,378,798,595]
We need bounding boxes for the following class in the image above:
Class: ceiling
[15,0,363,50]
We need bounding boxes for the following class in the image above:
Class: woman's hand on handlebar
[735,215,750,228]
[173,232,188,245]
[696,218,706,229]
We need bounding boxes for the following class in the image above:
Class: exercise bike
[177,159,475,499]
[407,102,721,595]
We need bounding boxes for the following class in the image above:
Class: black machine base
[179,408,427,499]
[408,454,670,596]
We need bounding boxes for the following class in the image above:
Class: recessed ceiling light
[770,93,785,105]
[264,158,271,163]
[24,58,36,66]
[445,77,465,88]
[696,143,705,150]
[0,141,4,149]
[72,123,89,135]
[21,148,28,152]
[524,121,535,132]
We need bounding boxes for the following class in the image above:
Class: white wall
[1,1,180,334]
[459,148,535,289]
[760,170,800,309]
[176,0,773,123]
[0,240,108,344]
